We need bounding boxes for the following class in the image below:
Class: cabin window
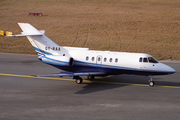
[139,57,142,62]
[110,58,113,62]
[148,57,158,63]
[86,56,89,61]
[98,57,101,61]
[115,58,118,63]
[104,58,107,62]
[143,58,148,62]
[92,57,95,61]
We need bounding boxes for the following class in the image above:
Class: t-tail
[10,23,66,56]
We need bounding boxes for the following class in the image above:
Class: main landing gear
[73,75,95,84]
[73,76,83,84]
[148,76,155,87]
[87,75,95,80]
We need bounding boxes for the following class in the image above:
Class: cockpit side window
[148,57,158,63]
[143,58,148,62]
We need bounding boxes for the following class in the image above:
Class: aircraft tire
[75,77,83,84]
[149,81,155,87]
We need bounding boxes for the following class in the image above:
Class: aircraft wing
[34,71,105,77]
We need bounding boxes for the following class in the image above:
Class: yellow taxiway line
[0,73,180,89]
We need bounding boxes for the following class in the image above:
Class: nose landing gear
[148,76,155,87]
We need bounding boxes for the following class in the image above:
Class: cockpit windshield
[139,57,158,63]
[148,57,158,63]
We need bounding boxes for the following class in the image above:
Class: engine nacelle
[38,55,74,67]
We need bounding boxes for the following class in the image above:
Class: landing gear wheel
[75,77,83,84]
[148,80,155,87]
[148,76,155,87]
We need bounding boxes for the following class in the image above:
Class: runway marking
[0,73,180,89]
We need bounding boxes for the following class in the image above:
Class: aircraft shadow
[74,75,180,94]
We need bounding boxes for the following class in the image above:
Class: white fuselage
[69,48,175,75]
[39,46,175,76]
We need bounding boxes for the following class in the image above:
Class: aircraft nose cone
[168,67,176,74]
[157,63,176,75]
[163,63,176,74]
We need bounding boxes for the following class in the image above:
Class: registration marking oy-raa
[0,73,180,89]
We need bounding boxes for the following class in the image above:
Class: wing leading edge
[35,71,105,77]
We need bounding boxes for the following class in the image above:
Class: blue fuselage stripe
[33,46,53,55]
[39,57,172,75]
[39,56,69,66]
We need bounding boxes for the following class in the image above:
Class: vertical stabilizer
[16,23,67,56]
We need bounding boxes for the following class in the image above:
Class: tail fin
[11,23,64,56]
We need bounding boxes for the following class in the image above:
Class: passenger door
[96,55,102,65]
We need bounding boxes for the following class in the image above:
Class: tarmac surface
[0,53,180,120]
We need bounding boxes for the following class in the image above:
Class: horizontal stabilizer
[7,23,45,37]
[7,33,43,37]
[18,23,41,33]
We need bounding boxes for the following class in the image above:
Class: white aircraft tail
[11,23,66,56]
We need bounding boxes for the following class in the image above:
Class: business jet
[9,23,176,87]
